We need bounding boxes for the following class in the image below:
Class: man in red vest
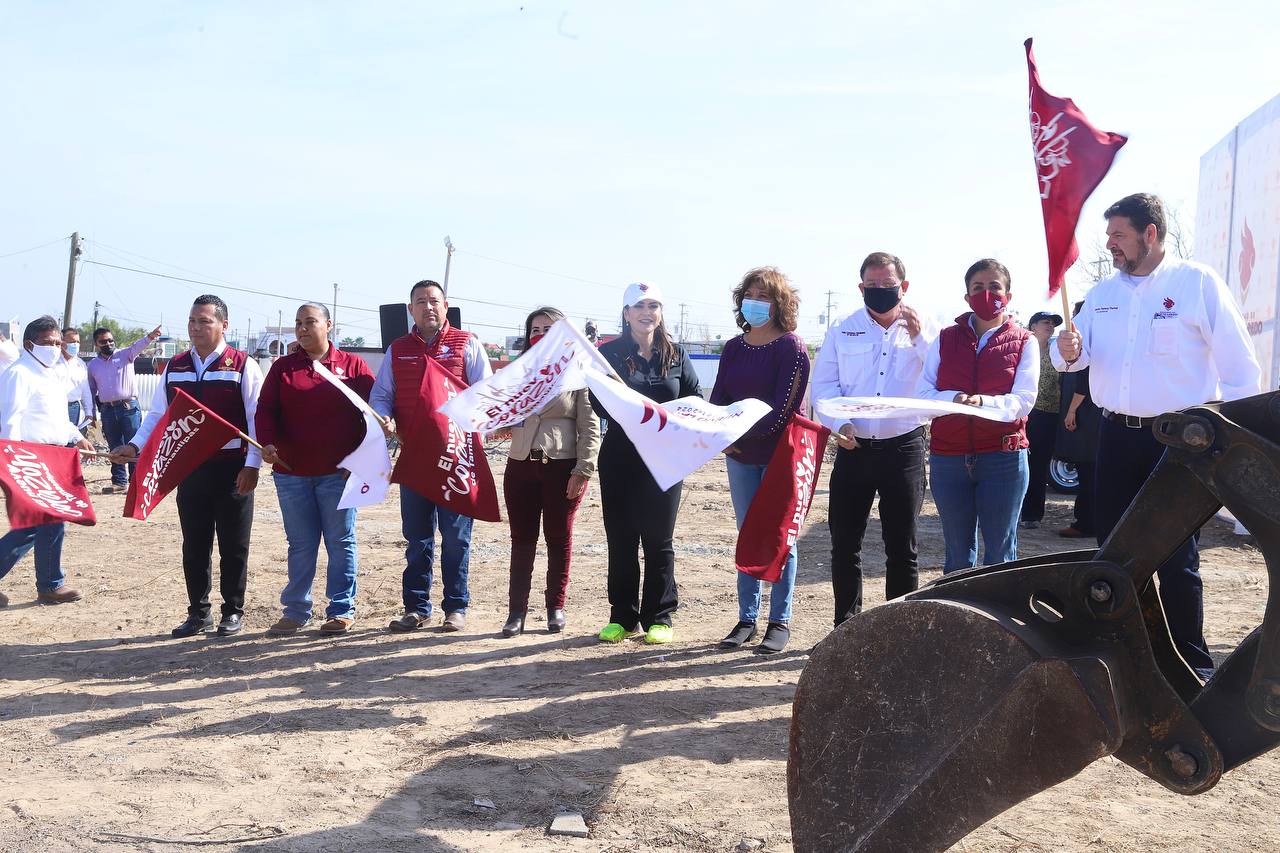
[111,295,264,638]
[370,280,492,633]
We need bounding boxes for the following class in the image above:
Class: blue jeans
[726,457,795,624]
[401,485,473,617]
[0,523,67,593]
[930,450,1029,573]
[274,471,358,622]
[68,401,81,426]
[101,401,141,486]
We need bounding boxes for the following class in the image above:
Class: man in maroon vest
[112,295,264,638]
[370,280,492,632]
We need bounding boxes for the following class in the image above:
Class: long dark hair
[522,306,565,353]
[620,308,678,377]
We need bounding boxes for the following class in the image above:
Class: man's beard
[1114,241,1150,273]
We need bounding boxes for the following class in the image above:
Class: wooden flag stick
[78,449,109,458]
[1059,279,1074,334]
[236,429,292,471]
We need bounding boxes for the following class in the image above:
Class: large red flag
[1026,37,1128,296]
[735,414,830,583]
[0,440,96,527]
[124,388,244,520]
[392,358,501,522]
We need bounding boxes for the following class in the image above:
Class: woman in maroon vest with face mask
[915,259,1040,573]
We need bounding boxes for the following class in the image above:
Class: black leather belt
[1102,409,1157,429]
[857,425,926,449]
[99,399,136,409]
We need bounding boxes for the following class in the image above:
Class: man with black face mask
[87,324,161,494]
[812,252,937,627]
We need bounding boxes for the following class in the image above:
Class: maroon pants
[503,457,584,613]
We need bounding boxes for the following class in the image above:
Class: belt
[527,449,548,463]
[1102,409,1157,429]
[99,399,136,409]
[856,425,926,449]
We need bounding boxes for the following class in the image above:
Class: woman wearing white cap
[591,282,702,645]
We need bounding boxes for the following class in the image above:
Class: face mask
[98,344,114,357]
[967,290,1008,322]
[741,298,772,327]
[862,286,902,314]
[28,344,60,367]
[65,343,80,357]
[527,333,545,348]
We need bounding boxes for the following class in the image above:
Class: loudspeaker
[379,304,409,349]
[448,306,462,328]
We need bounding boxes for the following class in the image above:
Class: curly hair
[731,266,799,332]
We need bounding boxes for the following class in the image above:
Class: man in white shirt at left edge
[1055,192,1262,680]
[0,315,95,608]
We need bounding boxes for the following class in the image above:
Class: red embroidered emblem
[1163,297,1175,310]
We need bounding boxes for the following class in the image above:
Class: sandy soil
[1,444,1276,852]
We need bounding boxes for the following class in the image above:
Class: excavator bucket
[788,393,1280,852]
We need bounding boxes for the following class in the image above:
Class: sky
[2,1,1278,349]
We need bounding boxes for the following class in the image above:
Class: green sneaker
[598,622,631,643]
[644,624,674,645]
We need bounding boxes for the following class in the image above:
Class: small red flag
[734,414,830,583]
[391,358,501,522]
[1026,38,1128,296]
[124,388,244,520]
[0,440,96,528]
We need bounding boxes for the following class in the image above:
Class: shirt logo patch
[335,366,345,375]
[841,330,866,337]
[1163,297,1175,310]
[223,357,233,367]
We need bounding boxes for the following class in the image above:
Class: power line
[0,236,68,260]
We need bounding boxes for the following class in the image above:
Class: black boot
[719,620,758,648]
[546,608,566,633]
[756,622,790,654]
[501,613,525,638]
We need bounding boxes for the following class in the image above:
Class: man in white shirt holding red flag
[1056,192,1261,680]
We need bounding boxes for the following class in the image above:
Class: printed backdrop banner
[124,388,243,521]
[584,366,770,491]
[0,440,96,528]
[312,361,393,510]
[735,415,829,583]
[438,320,609,432]
[391,357,501,522]
[816,396,1014,423]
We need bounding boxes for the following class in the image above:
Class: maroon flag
[735,414,830,583]
[1026,37,1128,296]
[124,388,243,520]
[0,440,96,528]
[392,357,501,522]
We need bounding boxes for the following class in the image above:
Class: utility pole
[332,282,339,342]
[247,318,253,356]
[825,290,837,328]
[63,232,82,328]
[442,236,455,296]
[678,303,688,342]
[92,301,101,330]
[277,309,283,356]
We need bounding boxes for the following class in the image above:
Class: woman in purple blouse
[710,267,811,654]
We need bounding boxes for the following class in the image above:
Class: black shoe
[546,608,566,633]
[756,622,790,654]
[719,620,758,648]
[171,615,213,638]
[216,613,243,636]
[501,613,525,638]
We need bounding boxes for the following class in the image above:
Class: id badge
[1001,434,1020,453]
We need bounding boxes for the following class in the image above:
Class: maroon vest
[930,316,1031,455]
[164,346,250,460]
[388,323,472,421]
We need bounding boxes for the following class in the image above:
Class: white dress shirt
[0,338,19,374]
[130,342,264,467]
[916,318,1040,422]
[0,349,86,445]
[56,356,94,427]
[812,307,938,439]
[1051,256,1262,416]
[369,327,494,419]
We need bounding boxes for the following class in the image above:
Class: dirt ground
[1,443,1277,853]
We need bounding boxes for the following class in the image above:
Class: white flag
[438,320,611,432]
[815,395,1013,423]
[311,362,393,509]
[584,365,769,491]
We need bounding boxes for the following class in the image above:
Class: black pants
[599,445,680,630]
[828,431,927,626]
[176,456,253,619]
[1021,408,1058,523]
[1072,459,1096,534]
[1095,417,1211,676]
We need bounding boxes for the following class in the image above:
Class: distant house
[252,326,296,358]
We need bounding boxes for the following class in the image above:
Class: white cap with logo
[623,281,665,308]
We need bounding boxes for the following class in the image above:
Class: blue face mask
[65,343,80,357]
[741,298,772,327]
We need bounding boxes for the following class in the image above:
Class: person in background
[500,307,601,638]
[812,251,935,628]
[370,280,493,634]
[57,328,94,430]
[592,282,701,645]
[88,323,162,493]
[110,296,263,638]
[0,330,19,373]
[711,267,809,654]
[1058,303,1100,540]
[257,303,374,636]
[917,259,1038,572]
[0,316,94,607]
[1055,192,1261,679]
[1019,311,1063,530]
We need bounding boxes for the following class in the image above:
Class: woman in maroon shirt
[256,303,375,635]
[709,267,810,654]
